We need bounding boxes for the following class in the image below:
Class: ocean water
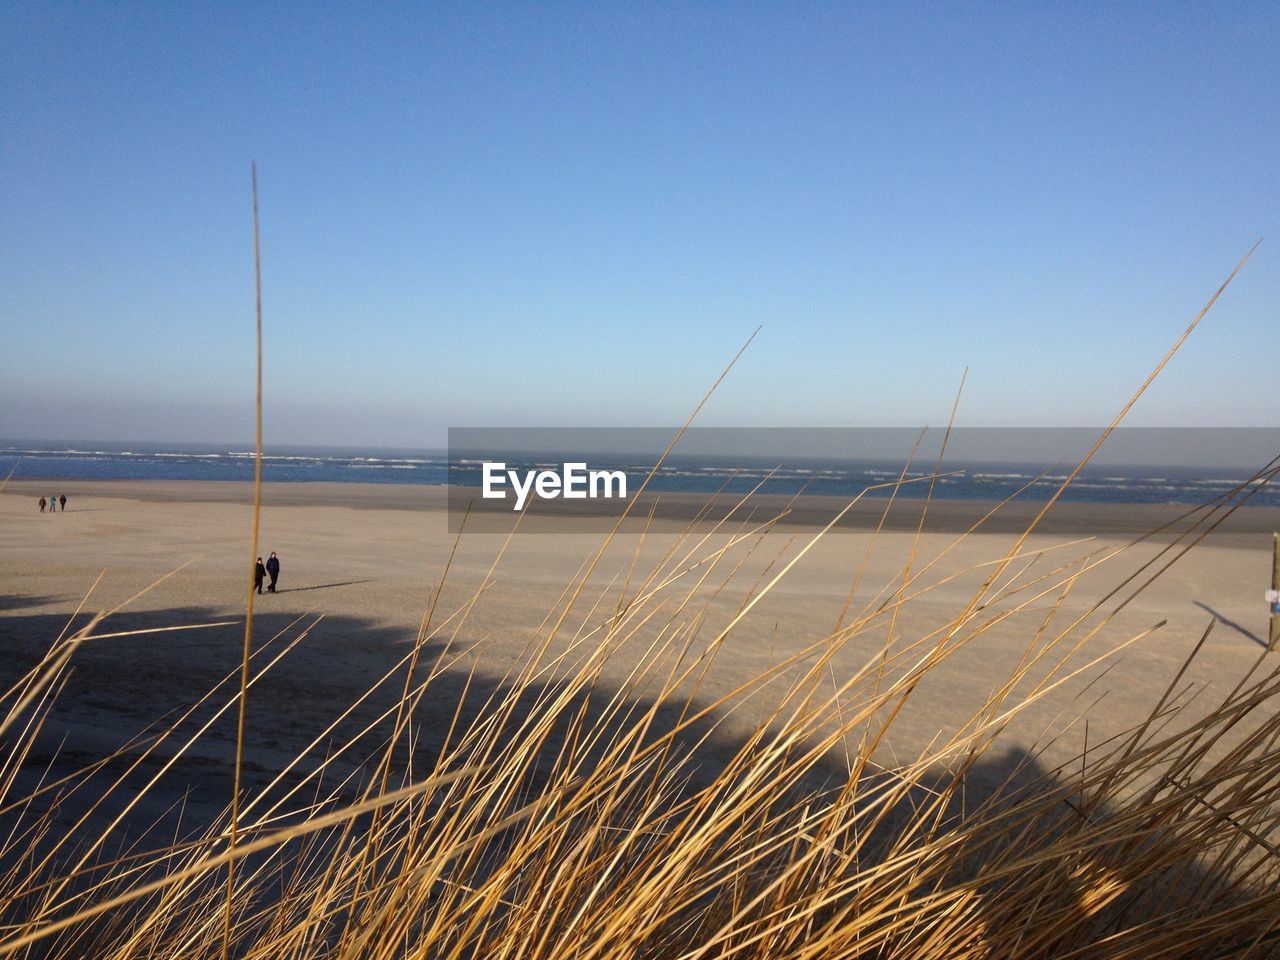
[0,443,450,486]
[3,442,1277,508]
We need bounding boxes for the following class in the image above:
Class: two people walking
[253,551,282,595]
[38,494,67,513]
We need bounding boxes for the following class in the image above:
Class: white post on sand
[1270,533,1280,652]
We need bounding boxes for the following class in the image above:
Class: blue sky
[2,2,1277,446]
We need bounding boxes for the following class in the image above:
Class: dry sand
[2,479,1277,837]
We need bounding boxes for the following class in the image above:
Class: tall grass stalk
[223,160,266,960]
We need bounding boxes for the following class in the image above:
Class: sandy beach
[2,479,1277,837]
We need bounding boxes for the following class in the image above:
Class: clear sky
[2,2,1277,447]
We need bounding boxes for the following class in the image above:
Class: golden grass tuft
[2,453,1279,958]
[2,455,1280,957]
[1,248,1276,958]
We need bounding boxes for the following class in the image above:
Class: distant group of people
[253,551,282,594]
[38,495,67,513]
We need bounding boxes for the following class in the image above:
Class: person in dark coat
[59,494,66,511]
[254,558,266,595]
[266,552,280,592]
[38,497,46,513]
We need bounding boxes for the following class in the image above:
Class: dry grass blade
[222,160,266,960]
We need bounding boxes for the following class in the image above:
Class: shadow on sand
[271,578,375,594]
[0,592,1272,955]
[1194,600,1269,648]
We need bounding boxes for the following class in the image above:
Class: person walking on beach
[48,493,57,513]
[59,494,66,511]
[254,557,266,595]
[38,497,46,513]
[266,552,280,593]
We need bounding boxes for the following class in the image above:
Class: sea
[2,442,1277,508]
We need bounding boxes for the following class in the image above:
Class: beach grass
[2,251,1279,957]
[3,458,1280,959]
